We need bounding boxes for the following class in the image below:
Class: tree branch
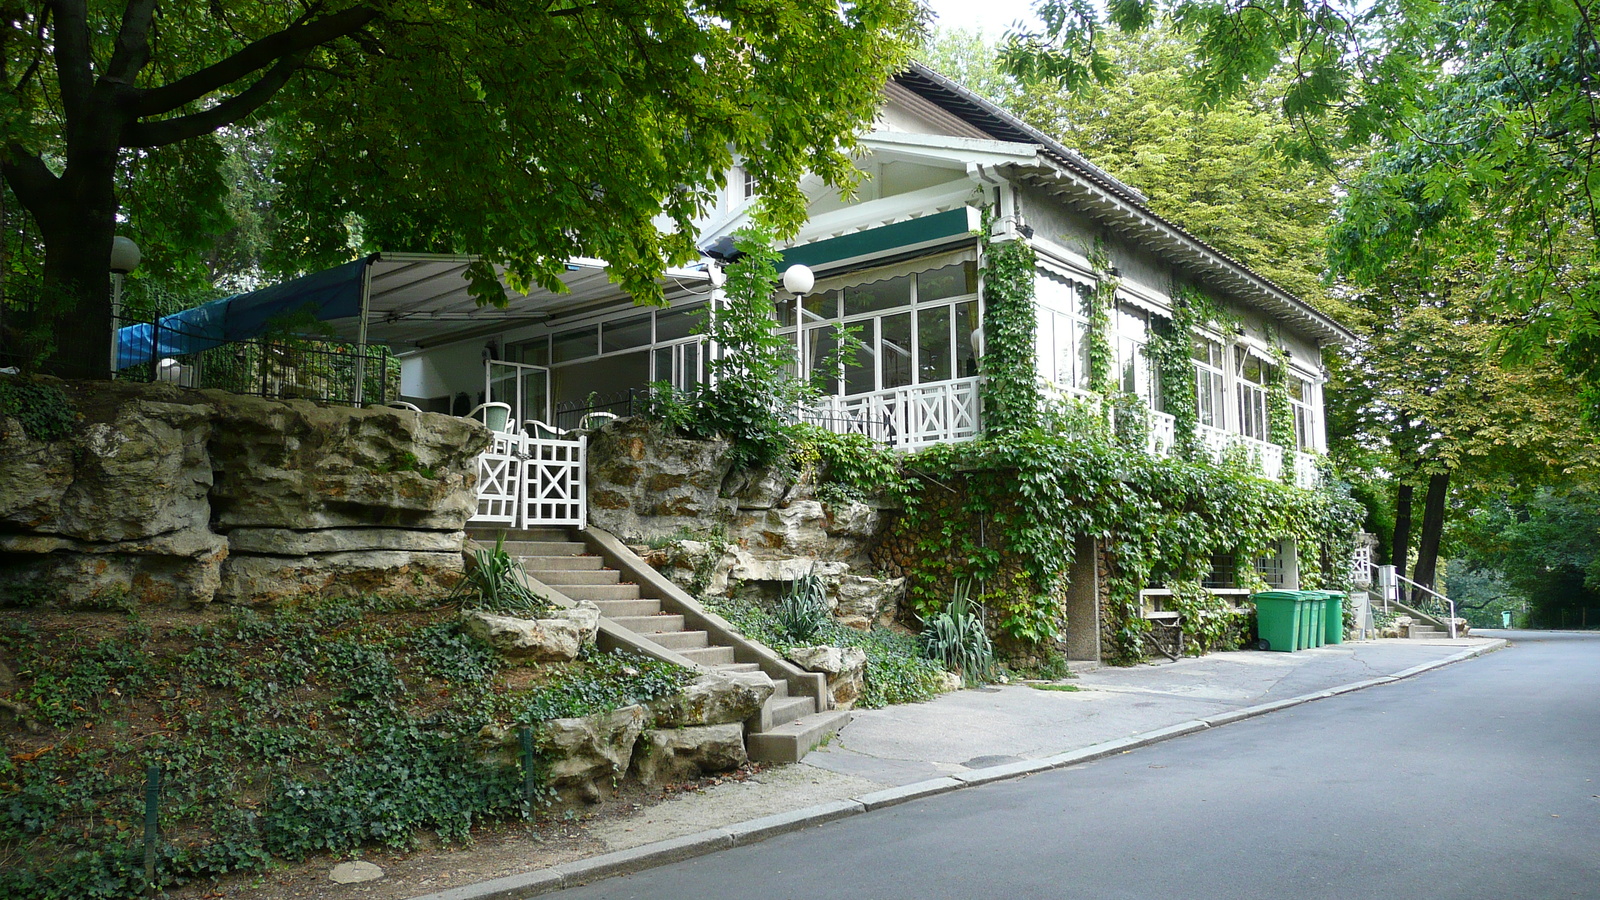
[123,51,308,148]
[47,0,93,121]
[1,146,61,221]
[133,5,380,118]
[105,0,159,85]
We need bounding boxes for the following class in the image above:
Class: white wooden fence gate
[469,430,587,529]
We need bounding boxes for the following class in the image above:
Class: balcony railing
[802,377,982,451]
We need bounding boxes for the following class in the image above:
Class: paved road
[549,631,1600,899]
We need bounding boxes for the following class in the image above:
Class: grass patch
[1027,683,1082,692]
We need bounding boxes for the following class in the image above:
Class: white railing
[470,428,587,529]
[1375,564,1458,638]
[803,377,982,451]
[1147,410,1176,456]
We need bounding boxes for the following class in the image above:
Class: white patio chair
[523,418,569,440]
[384,400,423,412]
[579,410,619,429]
[467,401,515,433]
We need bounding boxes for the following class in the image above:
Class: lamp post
[109,237,141,378]
[781,264,814,297]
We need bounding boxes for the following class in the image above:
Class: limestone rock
[542,705,647,804]
[786,645,867,710]
[227,527,464,555]
[630,723,747,786]
[216,551,462,606]
[461,609,586,662]
[832,574,905,629]
[552,601,602,647]
[329,861,384,884]
[723,465,794,510]
[207,395,485,531]
[823,500,880,540]
[649,671,775,727]
[935,671,963,693]
[585,417,735,542]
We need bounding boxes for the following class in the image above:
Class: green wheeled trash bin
[1309,590,1345,645]
[1304,594,1325,647]
[1252,591,1305,652]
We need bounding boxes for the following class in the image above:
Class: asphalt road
[549,631,1600,900]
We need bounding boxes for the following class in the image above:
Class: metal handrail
[1372,564,1457,638]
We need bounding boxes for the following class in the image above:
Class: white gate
[470,430,586,529]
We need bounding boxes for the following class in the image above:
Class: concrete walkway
[413,636,1506,900]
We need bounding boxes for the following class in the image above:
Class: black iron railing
[554,387,644,430]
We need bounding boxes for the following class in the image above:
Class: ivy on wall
[1265,338,1296,454]
[1144,285,1218,459]
[1085,241,1117,399]
[979,230,1041,436]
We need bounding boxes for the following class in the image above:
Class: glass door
[485,359,550,430]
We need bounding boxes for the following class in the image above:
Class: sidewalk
[404,636,1505,900]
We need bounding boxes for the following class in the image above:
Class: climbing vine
[1265,338,1296,454]
[1085,241,1117,399]
[979,228,1040,436]
[1145,285,1218,458]
[891,429,1364,665]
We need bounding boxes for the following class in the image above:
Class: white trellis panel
[520,435,587,527]
[472,431,524,525]
[470,431,586,529]
[803,377,982,451]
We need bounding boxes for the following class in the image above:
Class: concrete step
[678,646,736,666]
[534,569,621,586]
[651,630,710,651]
[559,584,642,602]
[517,554,605,571]
[471,527,571,543]
[747,710,852,765]
[771,679,789,699]
[501,540,586,557]
[751,695,817,732]
[609,614,685,634]
[1408,624,1442,639]
[711,663,763,675]
[593,599,662,617]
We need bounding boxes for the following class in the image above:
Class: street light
[109,237,140,376]
[781,264,814,296]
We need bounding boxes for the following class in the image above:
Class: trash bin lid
[1251,590,1307,601]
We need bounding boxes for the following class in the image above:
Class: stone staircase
[470,526,849,763]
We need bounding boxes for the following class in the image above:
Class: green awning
[780,207,979,271]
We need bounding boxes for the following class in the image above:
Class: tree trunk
[1412,471,1450,593]
[1391,482,1413,604]
[37,207,116,380]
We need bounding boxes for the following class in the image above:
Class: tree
[1457,485,1600,627]
[1002,0,1600,412]
[0,0,923,378]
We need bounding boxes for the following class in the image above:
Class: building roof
[894,62,1356,347]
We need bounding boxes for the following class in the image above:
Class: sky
[921,0,1042,38]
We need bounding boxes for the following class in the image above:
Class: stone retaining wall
[0,375,486,607]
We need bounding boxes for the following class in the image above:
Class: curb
[407,638,1508,900]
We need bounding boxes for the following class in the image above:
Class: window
[1115,303,1157,406]
[784,260,979,397]
[1034,273,1091,391]
[1193,337,1225,429]
[1289,375,1316,451]
[1235,348,1270,441]
[1203,553,1236,589]
[1256,542,1289,588]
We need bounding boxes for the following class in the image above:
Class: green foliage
[0,378,76,442]
[1085,242,1117,398]
[4,1,926,375]
[514,650,694,723]
[1146,287,1215,457]
[772,572,832,644]
[1265,341,1295,453]
[979,232,1041,435]
[896,425,1363,665]
[791,424,910,506]
[454,535,553,615]
[918,581,996,686]
[0,598,697,899]
[1456,485,1600,627]
[697,594,947,709]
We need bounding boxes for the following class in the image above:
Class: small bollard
[143,764,162,896]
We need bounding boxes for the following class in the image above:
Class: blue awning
[115,257,371,370]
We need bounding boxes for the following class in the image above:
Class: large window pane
[918,305,952,383]
[843,321,875,395]
[554,350,649,407]
[552,326,598,363]
[655,303,706,342]
[1035,306,1056,383]
[917,262,977,303]
[806,326,839,393]
[802,289,839,323]
[880,312,913,390]
[955,300,979,378]
[844,275,911,317]
[601,313,653,353]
